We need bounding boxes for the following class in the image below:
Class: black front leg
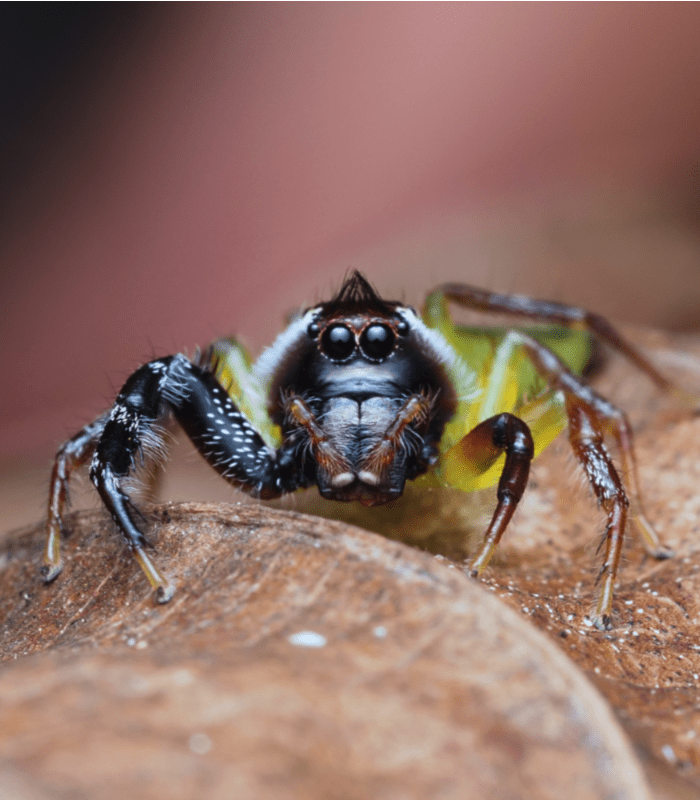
[85,354,300,600]
[169,359,297,498]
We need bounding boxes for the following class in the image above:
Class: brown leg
[438,283,695,403]
[566,397,629,629]
[508,330,670,628]
[285,395,351,483]
[465,413,535,576]
[45,414,108,581]
[360,394,433,484]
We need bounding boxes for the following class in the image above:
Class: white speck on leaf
[189,732,212,755]
[661,744,676,764]
[288,630,327,648]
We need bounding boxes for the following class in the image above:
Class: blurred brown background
[2,3,700,530]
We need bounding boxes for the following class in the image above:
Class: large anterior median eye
[320,324,356,360]
[359,324,395,361]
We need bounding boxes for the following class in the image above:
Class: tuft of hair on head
[322,270,396,316]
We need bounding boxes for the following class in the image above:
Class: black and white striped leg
[85,354,300,601]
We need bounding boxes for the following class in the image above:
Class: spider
[46,271,691,629]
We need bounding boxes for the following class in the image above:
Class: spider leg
[438,283,696,404]
[45,413,109,581]
[284,395,352,485]
[360,394,436,483]
[463,413,534,577]
[507,330,668,629]
[68,354,298,601]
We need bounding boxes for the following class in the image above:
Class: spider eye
[359,324,395,361]
[396,318,409,336]
[321,324,355,360]
[307,321,320,338]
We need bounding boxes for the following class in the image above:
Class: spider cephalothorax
[259,273,458,506]
[46,270,690,628]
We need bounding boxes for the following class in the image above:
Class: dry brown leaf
[1,502,649,800]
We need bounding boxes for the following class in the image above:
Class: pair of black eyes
[310,322,404,361]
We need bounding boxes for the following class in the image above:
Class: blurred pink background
[2,3,700,485]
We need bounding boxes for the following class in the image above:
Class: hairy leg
[438,283,695,403]
[45,414,109,580]
[509,330,670,628]
[50,355,302,601]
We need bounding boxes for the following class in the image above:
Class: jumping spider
[46,271,692,628]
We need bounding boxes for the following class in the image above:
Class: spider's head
[304,272,410,368]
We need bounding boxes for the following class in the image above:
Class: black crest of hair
[321,271,396,316]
